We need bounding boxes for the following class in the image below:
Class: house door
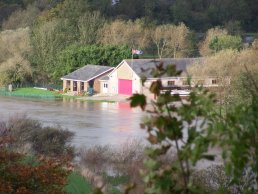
[118,79,132,95]
[103,83,108,93]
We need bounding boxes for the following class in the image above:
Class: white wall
[108,69,118,94]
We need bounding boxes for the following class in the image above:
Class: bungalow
[106,58,219,97]
[61,65,114,95]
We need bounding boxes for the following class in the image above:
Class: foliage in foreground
[127,62,258,193]
[0,136,70,193]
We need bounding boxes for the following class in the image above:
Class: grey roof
[99,76,109,81]
[62,65,113,81]
[124,58,203,78]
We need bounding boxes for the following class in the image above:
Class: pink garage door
[118,79,132,95]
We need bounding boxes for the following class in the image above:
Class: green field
[12,88,59,96]
[0,87,77,99]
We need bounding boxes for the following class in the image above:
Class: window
[66,80,71,90]
[167,81,175,86]
[212,79,217,84]
[81,82,84,91]
[104,83,108,88]
[73,81,77,91]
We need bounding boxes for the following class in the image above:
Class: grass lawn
[12,88,59,96]
[0,87,78,99]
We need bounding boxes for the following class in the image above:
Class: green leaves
[128,63,219,193]
[209,35,243,53]
[150,80,162,95]
[128,61,258,194]
[128,93,146,110]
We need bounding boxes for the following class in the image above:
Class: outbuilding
[61,65,114,95]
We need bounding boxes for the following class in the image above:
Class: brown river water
[0,96,146,147]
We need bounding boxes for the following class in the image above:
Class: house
[106,58,219,97]
[61,65,114,95]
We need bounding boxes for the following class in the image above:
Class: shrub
[29,126,74,157]
[1,115,74,158]
[0,134,70,193]
[79,140,146,193]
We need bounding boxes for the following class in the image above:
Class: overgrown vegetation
[0,116,74,193]
[79,140,146,193]
[1,115,74,157]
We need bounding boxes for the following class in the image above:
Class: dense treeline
[1,0,258,32]
[0,0,257,85]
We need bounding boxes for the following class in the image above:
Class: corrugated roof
[124,58,203,78]
[62,65,113,81]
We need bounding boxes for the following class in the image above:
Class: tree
[0,27,32,86]
[0,27,31,63]
[30,18,75,82]
[151,25,170,59]
[199,27,228,56]
[2,3,40,30]
[53,44,131,81]
[252,39,258,50]
[188,48,258,107]
[0,56,32,86]
[78,11,105,45]
[209,35,242,53]
[99,19,149,49]
[224,20,243,36]
[151,23,192,58]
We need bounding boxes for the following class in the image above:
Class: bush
[79,140,146,193]
[1,115,74,158]
[0,136,70,193]
[29,126,74,157]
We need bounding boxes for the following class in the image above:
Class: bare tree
[99,19,149,49]
[151,23,191,58]
[151,25,170,59]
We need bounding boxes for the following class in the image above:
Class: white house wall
[108,61,142,95]
[108,70,118,94]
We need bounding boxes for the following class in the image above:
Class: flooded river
[0,96,146,147]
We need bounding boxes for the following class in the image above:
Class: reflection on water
[0,96,146,147]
